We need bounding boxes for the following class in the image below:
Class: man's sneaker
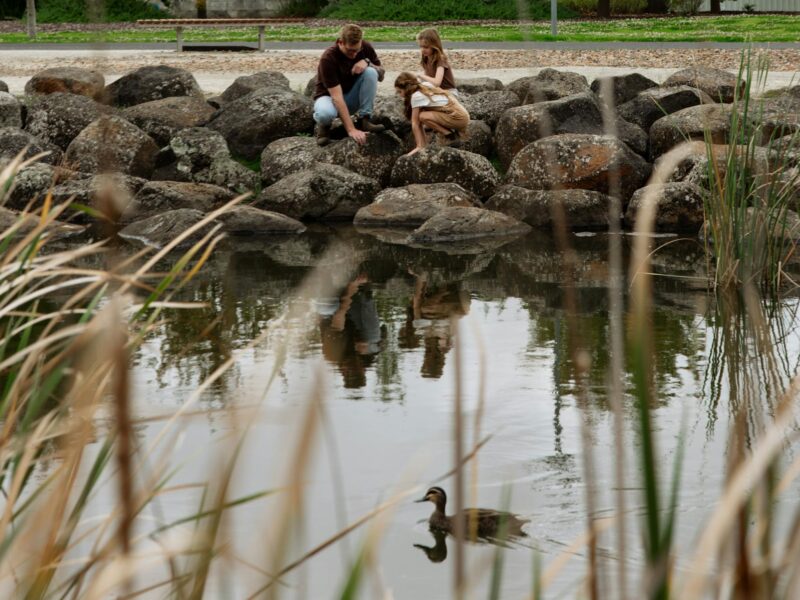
[315,123,331,147]
[356,114,385,133]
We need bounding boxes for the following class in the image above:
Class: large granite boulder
[25,92,112,150]
[447,120,493,157]
[166,127,258,193]
[120,181,234,223]
[220,71,291,103]
[459,90,521,128]
[760,90,800,141]
[49,173,146,222]
[649,103,734,158]
[0,92,22,128]
[485,185,612,229]
[372,95,409,137]
[0,207,85,239]
[216,205,306,235]
[507,69,590,105]
[590,73,658,107]
[663,67,742,104]
[260,136,325,186]
[495,92,606,169]
[408,206,531,243]
[322,131,404,187]
[390,146,500,199]
[4,163,81,210]
[762,85,800,113]
[207,87,314,160]
[354,183,481,227]
[625,182,706,232]
[506,134,652,203]
[303,76,316,98]
[618,86,714,132]
[256,163,380,220]
[0,127,63,165]
[24,67,105,101]
[105,66,203,107]
[118,208,218,249]
[456,77,504,94]
[64,115,158,178]
[663,141,770,188]
[123,96,216,147]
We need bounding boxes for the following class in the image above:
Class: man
[313,23,386,147]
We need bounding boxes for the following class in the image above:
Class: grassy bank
[319,0,576,21]
[1,15,800,43]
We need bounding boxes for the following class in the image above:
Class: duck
[415,486,530,540]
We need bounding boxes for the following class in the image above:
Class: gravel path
[0,47,798,76]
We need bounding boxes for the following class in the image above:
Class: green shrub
[277,0,329,17]
[667,0,702,14]
[561,0,646,14]
[33,0,167,23]
[321,0,576,21]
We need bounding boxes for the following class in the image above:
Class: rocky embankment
[1,64,798,249]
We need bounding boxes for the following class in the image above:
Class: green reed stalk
[703,51,800,291]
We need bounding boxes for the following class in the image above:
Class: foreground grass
[2,15,800,43]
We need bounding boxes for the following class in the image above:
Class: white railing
[699,0,798,10]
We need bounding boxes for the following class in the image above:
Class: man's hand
[351,59,368,75]
[349,129,368,145]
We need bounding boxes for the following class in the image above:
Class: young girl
[416,28,458,95]
[394,72,470,156]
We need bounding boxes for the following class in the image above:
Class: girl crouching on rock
[394,71,470,156]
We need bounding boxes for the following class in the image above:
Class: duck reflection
[399,270,470,379]
[413,525,530,565]
[414,528,448,563]
[318,272,386,388]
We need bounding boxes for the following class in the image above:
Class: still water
[122,225,799,598]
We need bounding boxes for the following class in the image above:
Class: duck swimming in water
[415,486,530,540]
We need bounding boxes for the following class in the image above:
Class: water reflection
[415,529,449,563]
[140,228,714,407]
[404,270,470,379]
[413,526,530,565]
[318,272,386,388]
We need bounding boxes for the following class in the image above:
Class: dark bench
[136,18,308,52]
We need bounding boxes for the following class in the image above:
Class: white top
[410,81,449,109]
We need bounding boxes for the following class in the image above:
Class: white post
[26,0,36,40]
[550,0,557,36]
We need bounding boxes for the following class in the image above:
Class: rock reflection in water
[136,226,714,411]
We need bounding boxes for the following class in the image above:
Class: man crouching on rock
[313,23,386,147]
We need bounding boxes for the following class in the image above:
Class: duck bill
[414,496,428,503]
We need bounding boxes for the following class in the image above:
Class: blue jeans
[313,67,379,126]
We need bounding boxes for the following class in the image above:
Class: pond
[115,225,800,598]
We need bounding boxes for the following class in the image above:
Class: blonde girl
[394,72,470,156]
[416,28,458,94]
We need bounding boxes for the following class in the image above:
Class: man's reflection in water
[399,270,470,379]
[318,272,386,388]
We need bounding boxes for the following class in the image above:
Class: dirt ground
[0,47,798,77]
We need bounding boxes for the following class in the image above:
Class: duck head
[415,486,447,512]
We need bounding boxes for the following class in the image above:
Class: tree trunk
[25,0,35,39]
[709,0,721,12]
[598,0,611,17]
